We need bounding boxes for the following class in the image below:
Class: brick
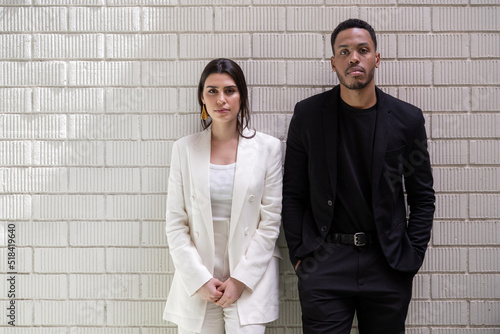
[106,248,170,272]
[215,7,285,32]
[0,62,66,86]
[407,301,468,325]
[68,167,140,193]
[33,141,105,166]
[0,247,32,273]
[141,274,172,299]
[399,87,470,112]
[33,300,105,325]
[286,7,357,32]
[34,88,104,113]
[470,140,500,164]
[0,34,31,59]
[433,221,500,246]
[254,34,322,59]
[0,141,31,166]
[106,141,173,166]
[69,221,140,246]
[471,301,500,325]
[32,195,105,220]
[0,88,32,113]
[142,7,212,32]
[34,34,104,59]
[107,34,177,59]
[142,114,199,140]
[252,87,324,112]
[472,87,500,112]
[0,114,67,139]
[412,274,431,299]
[327,0,394,3]
[0,328,68,334]
[428,140,468,165]
[432,330,500,334]
[433,7,500,31]
[181,0,248,3]
[420,247,467,272]
[252,113,288,140]
[15,221,68,246]
[0,195,31,220]
[241,61,287,85]
[69,115,139,140]
[34,0,104,4]
[273,301,302,326]
[0,274,67,299]
[286,60,336,86]
[400,0,466,3]
[180,34,250,59]
[0,7,67,32]
[141,61,206,86]
[434,60,500,85]
[469,248,500,272]
[470,194,500,219]
[106,88,178,113]
[178,87,198,114]
[433,194,468,219]
[432,114,500,139]
[68,61,140,86]
[2,0,31,4]
[0,300,33,326]
[68,274,140,299]
[376,34,397,59]
[67,329,140,334]
[34,248,105,273]
[377,61,432,85]
[69,7,140,32]
[432,274,500,299]
[142,221,168,246]
[471,33,500,58]
[106,301,166,326]
[141,169,169,193]
[106,195,166,220]
[398,34,469,58]
[361,7,431,31]
[433,167,500,192]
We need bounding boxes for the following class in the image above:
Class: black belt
[326,232,376,246]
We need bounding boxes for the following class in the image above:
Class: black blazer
[283,85,435,274]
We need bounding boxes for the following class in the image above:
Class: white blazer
[163,128,282,332]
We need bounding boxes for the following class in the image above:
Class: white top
[209,162,235,222]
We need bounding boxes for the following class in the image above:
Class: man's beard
[337,67,375,90]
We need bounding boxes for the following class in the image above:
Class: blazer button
[244,227,249,235]
[191,196,196,202]
[248,195,255,202]
[327,200,333,206]
[321,226,327,232]
[194,232,199,238]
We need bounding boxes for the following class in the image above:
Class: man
[282,19,435,334]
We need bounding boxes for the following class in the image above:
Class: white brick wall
[0,1,499,333]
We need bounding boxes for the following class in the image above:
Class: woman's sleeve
[165,141,212,296]
[231,138,282,291]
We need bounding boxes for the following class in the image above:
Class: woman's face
[201,73,241,127]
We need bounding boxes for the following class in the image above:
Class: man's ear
[331,56,336,72]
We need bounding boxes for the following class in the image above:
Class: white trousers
[177,301,266,334]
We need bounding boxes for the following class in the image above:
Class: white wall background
[0,0,499,333]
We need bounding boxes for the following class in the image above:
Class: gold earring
[201,105,208,120]
[241,110,245,118]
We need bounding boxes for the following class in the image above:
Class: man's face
[331,28,380,90]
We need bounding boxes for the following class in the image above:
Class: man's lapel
[322,88,339,196]
[371,88,392,196]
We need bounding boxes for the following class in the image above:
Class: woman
[162,58,282,334]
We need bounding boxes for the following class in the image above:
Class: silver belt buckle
[354,232,366,246]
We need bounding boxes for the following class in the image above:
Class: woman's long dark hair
[198,58,255,138]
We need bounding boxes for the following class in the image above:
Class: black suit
[282,85,435,333]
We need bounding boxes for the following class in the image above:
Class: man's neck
[339,84,377,109]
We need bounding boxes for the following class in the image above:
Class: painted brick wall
[1,1,499,333]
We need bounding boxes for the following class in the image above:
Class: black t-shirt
[331,98,377,233]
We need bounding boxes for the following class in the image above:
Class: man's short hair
[331,18,377,55]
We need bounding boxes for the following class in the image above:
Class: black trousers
[296,241,414,334]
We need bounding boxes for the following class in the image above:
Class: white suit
[163,128,282,333]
